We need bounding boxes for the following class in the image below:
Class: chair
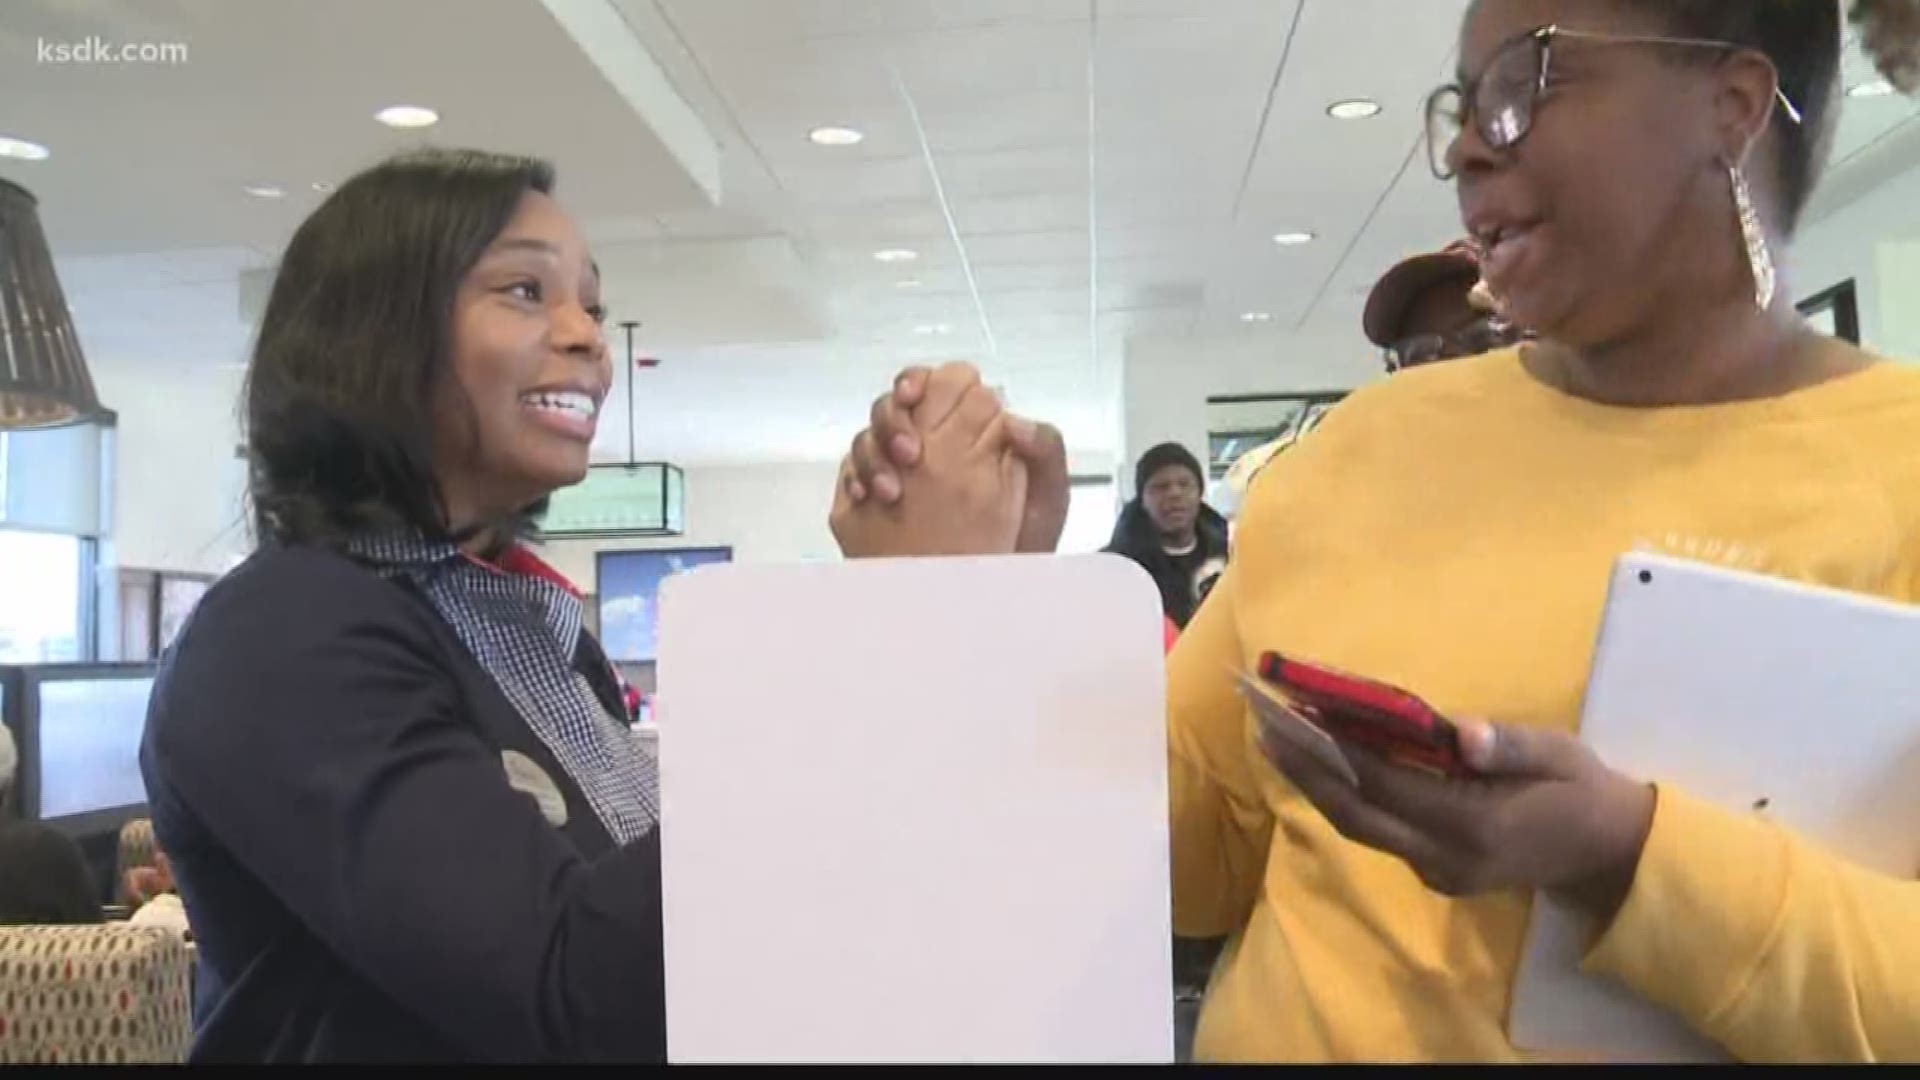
[0,924,193,1063]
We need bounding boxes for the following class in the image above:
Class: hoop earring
[1729,163,1775,311]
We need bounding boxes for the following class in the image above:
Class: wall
[1792,157,1920,360]
[537,451,1122,588]
[90,364,251,576]
[535,461,843,589]
[1121,328,1380,472]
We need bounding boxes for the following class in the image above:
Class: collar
[349,532,584,599]
[479,545,585,600]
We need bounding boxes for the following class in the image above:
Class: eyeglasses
[1424,24,1803,181]
[1384,318,1530,373]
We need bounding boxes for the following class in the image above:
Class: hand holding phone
[1255,653,1473,779]
[1236,671,1360,787]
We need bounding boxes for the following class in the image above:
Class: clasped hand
[831,362,1069,558]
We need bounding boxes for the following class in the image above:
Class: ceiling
[5,0,1919,466]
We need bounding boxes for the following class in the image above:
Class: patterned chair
[0,925,193,1063]
[114,819,159,908]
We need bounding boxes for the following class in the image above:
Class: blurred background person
[1103,442,1229,632]
[0,723,103,926]
[124,848,191,938]
[1364,239,1530,373]
[1212,238,1528,522]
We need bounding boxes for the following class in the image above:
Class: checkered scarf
[348,533,660,844]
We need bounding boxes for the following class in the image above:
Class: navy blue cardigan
[140,546,666,1062]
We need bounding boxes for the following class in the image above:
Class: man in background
[1362,238,1524,373]
[0,724,103,926]
[1104,442,1229,632]
[1213,239,1527,519]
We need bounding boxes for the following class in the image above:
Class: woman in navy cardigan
[141,149,668,1062]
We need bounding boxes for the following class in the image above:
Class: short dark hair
[1135,442,1205,498]
[1622,0,1920,236]
[245,148,556,551]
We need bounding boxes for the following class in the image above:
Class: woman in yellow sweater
[837,0,1920,1063]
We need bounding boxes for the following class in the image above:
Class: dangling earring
[1728,162,1775,310]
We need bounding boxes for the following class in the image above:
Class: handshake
[830,361,1070,559]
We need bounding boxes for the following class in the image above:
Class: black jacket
[140,546,665,1063]
[1102,501,1231,629]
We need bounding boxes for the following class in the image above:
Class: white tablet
[1510,552,1920,1061]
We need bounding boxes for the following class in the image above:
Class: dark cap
[1362,240,1482,348]
[1135,442,1204,498]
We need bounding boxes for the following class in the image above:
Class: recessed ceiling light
[375,104,440,129]
[311,180,336,194]
[1327,98,1383,121]
[809,126,865,147]
[895,279,924,290]
[0,135,51,161]
[1272,231,1316,246]
[1847,78,1895,99]
[874,248,919,263]
[913,323,953,336]
[1241,311,1274,323]
[242,183,287,199]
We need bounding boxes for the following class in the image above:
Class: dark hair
[1135,442,1205,498]
[1621,0,1920,235]
[244,148,556,551]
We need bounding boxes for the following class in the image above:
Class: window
[0,529,90,663]
[1058,478,1119,554]
[1798,280,1860,344]
[1206,392,1348,479]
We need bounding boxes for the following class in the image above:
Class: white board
[1510,553,1920,1061]
[657,555,1173,1063]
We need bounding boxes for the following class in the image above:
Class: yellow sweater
[1170,348,1920,1063]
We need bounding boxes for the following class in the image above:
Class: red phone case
[1257,652,1471,778]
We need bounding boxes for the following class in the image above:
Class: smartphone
[1256,652,1472,778]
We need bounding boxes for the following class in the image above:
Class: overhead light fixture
[311,180,336,194]
[242,183,286,199]
[913,323,953,336]
[0,179,108,428]
[1847,78,1895,99]
[894,279,924,290]
[1241,311,1274,323]
[0,136,50,162]
[874,248,919,263]
[375,104,440,129]
[809,126,865,147]
[1327,98,1383,121]
[1272,231,1316,246]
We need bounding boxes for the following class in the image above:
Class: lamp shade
[0,178,104,429]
